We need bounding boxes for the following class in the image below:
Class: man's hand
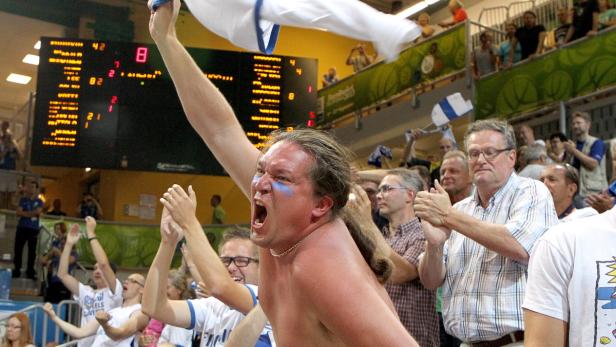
[66,224,81,246]
[414,180,452,227]
[95,311,111,326]
[85,216,97,238]
[585,192,615,214]
[148,0,180,44]
[43,302,56,319]
[344,184,374,225]
[421,220,451,247]
[160,185,198,230]
[563,140,576,154]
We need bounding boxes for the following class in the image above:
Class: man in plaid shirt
[377,168,439,346]
[415,120,558,346]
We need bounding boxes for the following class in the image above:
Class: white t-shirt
[92,304,142,347]
[158,325,193,347]
[560,206,598,222]
[75,279,124,347]
[187,284,272,347]
[523,207,616,346]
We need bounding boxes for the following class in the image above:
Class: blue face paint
[252,175,260,184]
[272,181,293,196]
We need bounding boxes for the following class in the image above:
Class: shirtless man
[148,1,417,345]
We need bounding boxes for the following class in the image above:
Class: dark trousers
[439,313,462,347]
[13,227,39,277]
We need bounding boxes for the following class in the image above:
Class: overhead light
[34,41,41,50]
[6,73,31,85]
[396,1,428,18]
[85,167,92,172]
[22,54,39,65]
[396,0,443,18]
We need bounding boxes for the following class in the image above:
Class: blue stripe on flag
[438,99,458,121]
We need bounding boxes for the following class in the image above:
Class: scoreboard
[32,37,317,175]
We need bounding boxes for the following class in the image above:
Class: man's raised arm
[148,0,259,196]
[141,206,192,328]
[57,224,82,295]
[161,185,255,314]
[85,217,117,293]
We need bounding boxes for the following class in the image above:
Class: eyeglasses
[126,278,144,287]
[377,185,409,194]
[467,147,512,161]
[220,256,259,268]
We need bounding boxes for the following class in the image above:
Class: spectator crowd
[3,1,616,347]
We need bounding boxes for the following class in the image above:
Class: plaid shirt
[384,218,439,347]
[442,173,558,342]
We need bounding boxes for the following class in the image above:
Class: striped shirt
[384,218,439,347]
[442,173,558,342]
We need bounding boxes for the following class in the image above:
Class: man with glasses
[540,164,598,221]
[415,119,558,346]
[376,169,439,346]
[143,187,270,347]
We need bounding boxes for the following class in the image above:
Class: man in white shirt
[523,206,616,346]
[57,217,123,347]
[415,119,558,345]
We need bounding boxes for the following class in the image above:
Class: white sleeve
[158,325,193,347]
[186,298,216,333]
[522,236,572,322]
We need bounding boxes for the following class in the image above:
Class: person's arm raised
[161,185,255,314]
[57,224,81,295]
[43,303,99,339]
[141,205,192,328]
[85,217,117,293]
[148,0,259,197]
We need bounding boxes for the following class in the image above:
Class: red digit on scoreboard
[136,47,148,63]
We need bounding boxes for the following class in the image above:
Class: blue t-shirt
[499,40,521,65]
[0,148,17,170]
[47,239,78,283]
[18,197,43,230]
[573,138,605,169]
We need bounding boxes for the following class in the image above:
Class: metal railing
[475,0,571,49]
[0,300,82,346]
[54,300,81,345]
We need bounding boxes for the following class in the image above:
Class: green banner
[40,218,237,269]
[475,29,616,119]
[318,24,467,124]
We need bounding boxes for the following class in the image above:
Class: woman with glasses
[1,313,34,347]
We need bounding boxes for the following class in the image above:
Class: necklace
[269,237,307,257]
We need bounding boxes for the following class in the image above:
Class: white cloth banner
[181,0,422,61]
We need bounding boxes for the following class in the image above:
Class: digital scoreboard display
[32,37,317,175]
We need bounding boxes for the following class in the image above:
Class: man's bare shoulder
[292,219,377,291]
